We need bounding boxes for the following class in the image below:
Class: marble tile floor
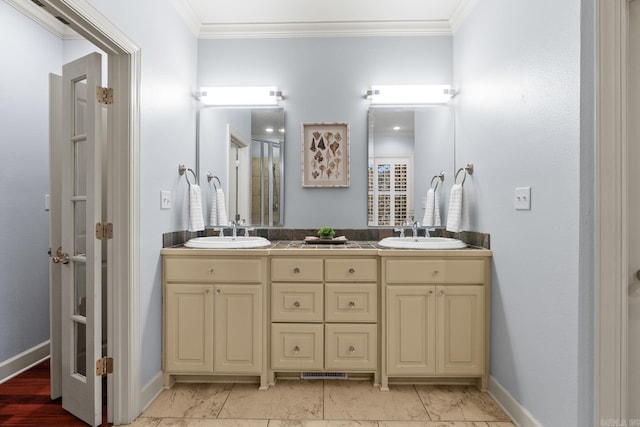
[126,381,515,427]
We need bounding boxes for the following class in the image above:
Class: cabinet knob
[293,301,301,308]
[433,270,440,276]
[348,301,356,309]
[348,345,356,353]
[293,346,300,353]
[208,268,214,274]
[293,267,300,274]
[348,268,355,274]
[215,289,221,295]
[439,289,445,296]
[206,289,210,294]
[428,290,434,295]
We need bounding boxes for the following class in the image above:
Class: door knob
[52,247,70,264]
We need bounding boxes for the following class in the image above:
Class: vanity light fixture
[365,84,454,105]
[197,86,285,106]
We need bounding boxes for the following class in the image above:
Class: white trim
[488,376,543,427]
[198,20,453,39]
[0,341,50,384]
[449,0,478,33]
[596,0,629,423]
[38,0,142,424]
[139,371,165,413]
[168,0,200,37]
[3,0,82,39]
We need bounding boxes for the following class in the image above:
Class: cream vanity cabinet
[162,251,268,389]
[269,255,379,384]
[381,252,491,391]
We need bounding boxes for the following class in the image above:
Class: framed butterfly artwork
[301,122,350,187]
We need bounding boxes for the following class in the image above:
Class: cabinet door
[437,285,484,375]
[213,284,262,374]
[165,283,214,373]
[386,286,436,375]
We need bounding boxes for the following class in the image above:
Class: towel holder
[207,172,221,190]
[430,171,445,190]
[454,163,474,185]
[178,164,198,186]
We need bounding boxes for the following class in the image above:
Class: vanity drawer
[325,283,377,323]
[165,257,264,283]
[271,283,324,322]
[325,324,377,371]
[271,323,323,370]
[325,258,378,282]
[271,258,323,282]
[385,259,485,284]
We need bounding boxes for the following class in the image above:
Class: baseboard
[139,371,164,414]
[488,375,544,427]
[0,341,50,384]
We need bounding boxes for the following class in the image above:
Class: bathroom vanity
[160,241,491,391]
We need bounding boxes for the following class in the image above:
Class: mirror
[368,105,454,227]
[198,107,284,226]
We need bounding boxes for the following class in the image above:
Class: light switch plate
[161,190,172,209]
[514,187,531,210]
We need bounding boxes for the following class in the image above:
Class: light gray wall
[453,0,583,425]
[0,2,62,363]
[198,36,453,228]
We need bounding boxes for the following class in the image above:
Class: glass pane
[394,164,408,192]
[394,194,407,226]
[73,78,87,136]
[74,200,86,256]
[74,140,87,197]
[367,194,374,225]
[368,163,373,193]
[378,195,390,226]
[74,321,87,377]
[74,261,87,317]
[378,164,390,192]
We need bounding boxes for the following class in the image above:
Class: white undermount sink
[378,236,467,250]
[184,236,271,249]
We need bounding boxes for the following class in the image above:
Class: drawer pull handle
[293,301,301,308]
[348,268,355,274]
[208,268,215,274]
[293,267,300,274]
[215,289,221,295]
[348,346,356,353]
[348,301,356,309]
[293,346,300,353]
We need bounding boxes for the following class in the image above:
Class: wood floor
[0,359,109,426]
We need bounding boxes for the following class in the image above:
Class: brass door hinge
[95,222,113,240]
[96,86,113,104]
[96,357,113,376]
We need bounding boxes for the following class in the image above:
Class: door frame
[38,0,141,424]
[596,0,630,423]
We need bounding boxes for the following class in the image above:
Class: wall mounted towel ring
[178,164,198,186]
[454,163,474,185]
[207,172,221,190]
[430,171,445,190]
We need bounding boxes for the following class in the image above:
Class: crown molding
[198,20,452,39]
[5,0,82,39]
[169,0,201,37]
[449,0,478,33]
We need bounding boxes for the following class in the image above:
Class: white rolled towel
[188,184,205,232]
[446,184,463,233]
[216,188,229,226]
[422,187,441,227]
[208,187,217,226]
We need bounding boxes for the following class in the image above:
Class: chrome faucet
[412,221,420,241]
[230,221,237,240]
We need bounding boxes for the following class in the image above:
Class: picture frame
[301,122,350,187]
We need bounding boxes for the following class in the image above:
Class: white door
[629,0,640,419]
[56,52,104,426]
